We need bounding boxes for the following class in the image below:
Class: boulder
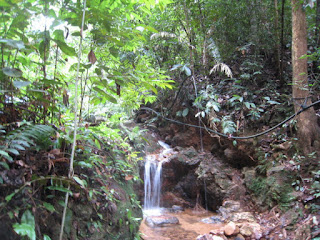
[240,222,262,238]
[224,221,240,236]
[145,215,179,228]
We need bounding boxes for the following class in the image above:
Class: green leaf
[7,148,20,155]
[143,82,158,94]
[0,150,13,162]
[5,191,17,202]
[13,223,36,240]
[2,67,23,77]
[93,87,117,104]
[182,108,189,117]
[13,81,31,88]
[0,161,10,170]
[53,40,76,56]
[43,234,52,240]
[21,210,35,227]
[73,176,87,187]
[43,202,55,212]
[0,38,25,50]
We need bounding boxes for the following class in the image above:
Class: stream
[140,141,223,240]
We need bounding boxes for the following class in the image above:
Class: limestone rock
[224,221,240,236]
[145,215,179,228]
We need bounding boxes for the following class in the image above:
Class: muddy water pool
[139,209,223,240]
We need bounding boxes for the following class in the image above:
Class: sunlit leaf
[0,38,25,50]
[93,87,117,104]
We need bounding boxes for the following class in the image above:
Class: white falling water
[143,141,171,216]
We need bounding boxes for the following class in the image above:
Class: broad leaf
[43,202,55,212]
[73,176,87,187]
[2,68,23,77]
[0,38,25,50]
[93,87,117,104]
[13,81,31,88]
[13,223,36,240]
[53,40,76,56]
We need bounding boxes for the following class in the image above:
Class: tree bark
[291,0,320,153]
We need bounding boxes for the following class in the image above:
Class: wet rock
[218,200,243,220]
[224,221,240,236]
[145,215,179,228]
[202,215,224,224]
[171,205,184,212]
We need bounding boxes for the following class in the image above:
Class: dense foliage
[0,0,319,239]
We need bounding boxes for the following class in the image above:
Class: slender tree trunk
[291,0,320,153]
[316,0,320,46]
[279,0,286,86]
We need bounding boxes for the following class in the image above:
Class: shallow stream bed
[139,209,223,240]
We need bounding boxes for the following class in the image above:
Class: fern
[209,62,233,78]
[0,124,55,162]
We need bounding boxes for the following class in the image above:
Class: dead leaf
[88,50,97,64]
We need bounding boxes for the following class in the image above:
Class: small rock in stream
[202,215,224,224]
[145,215,179,228]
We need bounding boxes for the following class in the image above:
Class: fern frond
[210,62,233,78]
[0,124,55,162]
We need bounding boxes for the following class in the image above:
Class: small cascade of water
[143,141,171,216]
[144,157,163,211]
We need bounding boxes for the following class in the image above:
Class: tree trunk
[291,0,320,153]
[316,0,320,46]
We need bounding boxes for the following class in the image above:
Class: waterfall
[143,141,171,215]
[144,156,163,210]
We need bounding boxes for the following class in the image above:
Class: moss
[248,175,294,210]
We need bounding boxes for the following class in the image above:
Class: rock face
[159,147,246,211]
[145,215,179,227]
